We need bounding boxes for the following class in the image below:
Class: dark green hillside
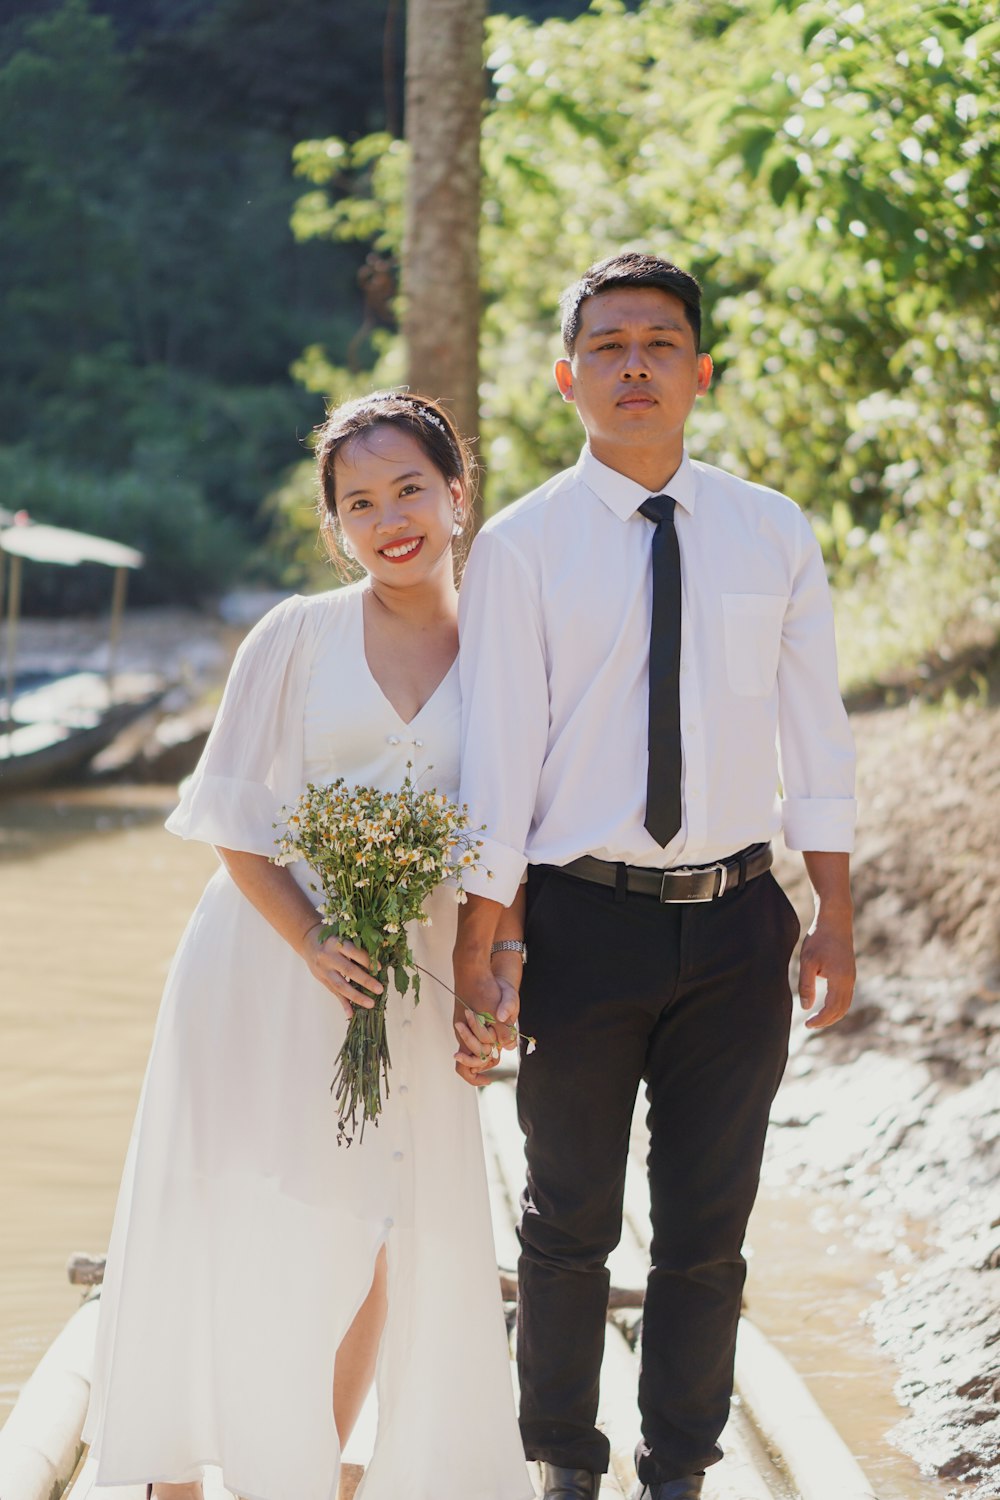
[0,0,412,607]
[0,0,623,610]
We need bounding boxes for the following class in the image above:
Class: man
[453,252,856,1500]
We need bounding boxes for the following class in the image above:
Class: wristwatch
[491,939,527,967]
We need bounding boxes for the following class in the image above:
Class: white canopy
[0,523,143,570]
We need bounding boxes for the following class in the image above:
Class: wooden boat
[0,516,165,793]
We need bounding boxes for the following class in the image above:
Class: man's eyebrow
[340,469,424,502]
[586,320,686,337]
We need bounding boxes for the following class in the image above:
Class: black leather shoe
[540,1465,602,1500]
[630,1477,704,1500]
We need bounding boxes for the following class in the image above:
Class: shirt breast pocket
[721,593,787,697]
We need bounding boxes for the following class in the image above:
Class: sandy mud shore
[773,696,1000,1497]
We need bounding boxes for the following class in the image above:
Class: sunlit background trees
[1,0,997,688]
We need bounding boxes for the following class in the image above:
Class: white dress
[83,584,531,1500]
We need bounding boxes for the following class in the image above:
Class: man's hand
[798,916,855,1029]
[451,968,521,1087]
[799,850,855,1030]
[453,891,522,1084]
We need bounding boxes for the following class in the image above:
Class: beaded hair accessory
[368,389,450,438]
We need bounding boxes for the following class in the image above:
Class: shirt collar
[575,445,697,520]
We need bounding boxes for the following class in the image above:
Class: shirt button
[393,1150,404,1161]
[398,1085,409,1095]
[384,1217,394,1230]
[402,1019,412,1028]
[387,734,401,746]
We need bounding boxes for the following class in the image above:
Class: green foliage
[0,0,623,615]
[292,133,407,252]
[0,445,244,610]
[717,0,997,304]
[288,0,1000,686]
[0,0,396,612]
[261,458,335,593]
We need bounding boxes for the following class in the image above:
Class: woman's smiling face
[333,423,463,586]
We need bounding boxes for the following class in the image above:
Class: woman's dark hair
[559,251,703,354]
[314,390,477,578]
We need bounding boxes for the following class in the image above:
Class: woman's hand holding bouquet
[297,922,383,1019]
[274,769,529,1144]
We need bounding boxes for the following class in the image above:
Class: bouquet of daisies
[273,771,489,1143]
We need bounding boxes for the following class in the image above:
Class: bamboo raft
[480,1078,877,1500]
[0,1077,877,1500]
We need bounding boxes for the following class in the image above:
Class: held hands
[452,964,521,1088]
[798,911,856,1030]
[299,922,384,1020]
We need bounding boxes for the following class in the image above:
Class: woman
[83,391,532,1500]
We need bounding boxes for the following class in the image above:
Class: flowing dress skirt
[84,587,530,1500]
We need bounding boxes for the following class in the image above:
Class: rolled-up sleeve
[777,517,857,852]
[458,527,550,905]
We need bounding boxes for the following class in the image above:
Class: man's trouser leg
[516,866,661,1473]
[635,870,797,1482]
[515,866,798,1479]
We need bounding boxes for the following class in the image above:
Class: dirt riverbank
[10,603,248,778]
[772,694,1000,1498]
[9,605,236,689]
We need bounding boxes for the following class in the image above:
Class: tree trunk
[403,0,484,514]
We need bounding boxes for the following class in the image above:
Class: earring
[452,510,464,537]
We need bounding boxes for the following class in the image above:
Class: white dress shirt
[458,446,856,906]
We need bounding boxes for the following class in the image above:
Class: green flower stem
[331,997,391,1147]
[329,933,406,1145]
[413,961,536,1053]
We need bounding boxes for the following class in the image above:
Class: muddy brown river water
[0,788,949,1497]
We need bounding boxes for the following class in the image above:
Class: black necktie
[638,494,682,846]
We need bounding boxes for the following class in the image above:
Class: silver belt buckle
[659,860,729,904]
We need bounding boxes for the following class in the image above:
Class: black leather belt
[560,842,772,904]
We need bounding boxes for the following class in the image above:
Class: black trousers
[515,861,799,1482]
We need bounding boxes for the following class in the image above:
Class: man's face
[554,287,713,467]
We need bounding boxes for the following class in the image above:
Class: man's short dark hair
[559,252,703,355]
